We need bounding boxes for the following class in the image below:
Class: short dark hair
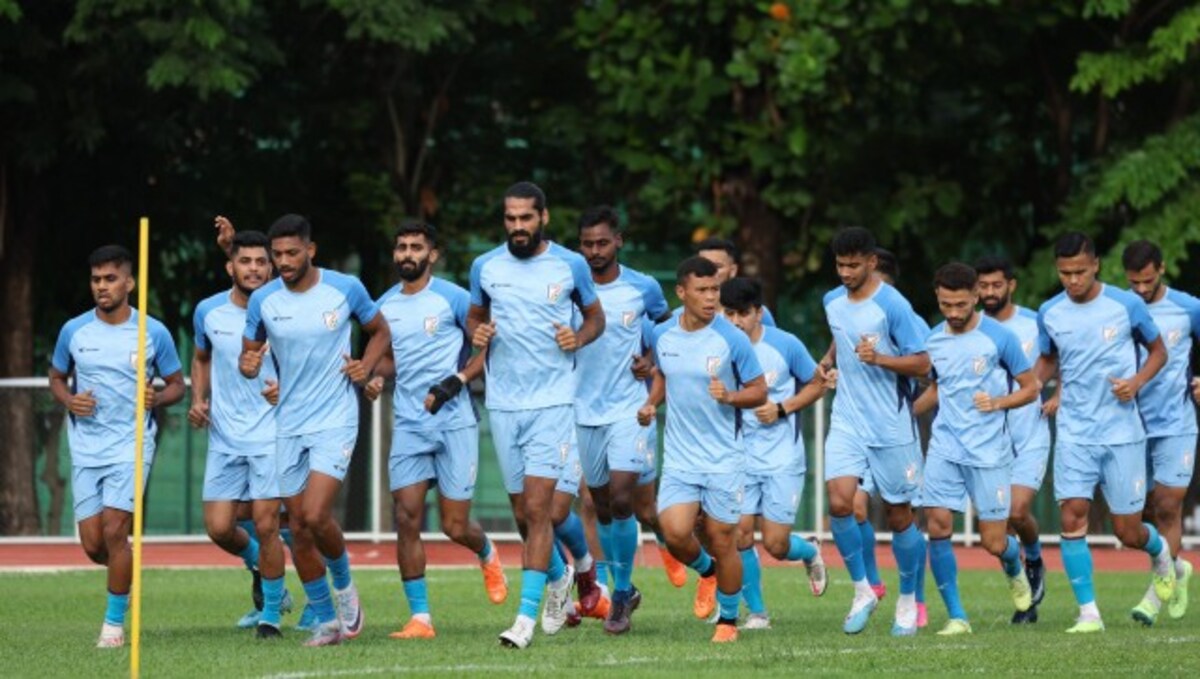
[230,230,270,255]
[694,237,738,262]
[503,181,546,212]
[719,277,763,313]
[874,247,899,281]
[934,262,978,292]
[394,220,439,248]
[88,244,134,270]
[1121,240,1163,272]
[1054,231,1095,259]
[268,214,312,242]
[973,254,1014,280]
[831,226,876,257]
[676,256,719,285]
[578,205,620,233]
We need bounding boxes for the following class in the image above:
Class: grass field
[2,566,1196,678]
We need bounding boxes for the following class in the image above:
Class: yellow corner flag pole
[131,217,149,679]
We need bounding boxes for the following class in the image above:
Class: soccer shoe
[740,613,771,630]
[694,574,717,620]
[629,584,643,611]
[303,620,343,647]
[334,584,364,639]
[936,619,972,636]
[498,617,535,649]
[389,617,436,639]
[542,564,575,635]
[574,591,612,620]
[1131,596,1160,627]
[96,622,124,649]
[1011,605,1039,624]
[711,623,738,643]
[660,544,688,588]
[604,589,634,635]
[1007,568,1033,612]
[1152,555,1177,604]
[256,622,283,640]
[481,554,509,605]
[237,609,262,629]
[296,603,318,631]
[1065,616,1105,634]
[1168,559,1192,620]
[842,589,879,635]
[280,588,295,615]
[870,582,887,602]
[575,561,603,614]
[891,597,918,637]
[565,597,582,628]
[916,602,928,628]
[1026,557,1046,607]
[806,546,828,597]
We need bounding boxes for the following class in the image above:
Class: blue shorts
[389,426,479,501]
[1146,435,1196,489]
[73,460,153,522]
[741,471,804,525]
[578,418,656,488]
[1053,441,1146,514]
[1012,445,1050,491]
[920,455,1011,522]
[824,428,923,504]
[277,426,358,498]
[657,469,743,525]
[203,450,279,502]
[490,405,575,494]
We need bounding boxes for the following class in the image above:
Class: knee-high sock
[611,516,638,593]
[596,520,614,589]
[518,569,548,619]
[929,538,966,620]
[402,576,430,616]
[785,534,817,562]
[831,514,866,582]
[999,535,1022,577]
[892,523,923,596]
[858,520,882,586]
[1061,536,1096,606]
[740,547,766,615]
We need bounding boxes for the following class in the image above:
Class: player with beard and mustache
[974,254,1052,624]
[361,221,509,639]
[468,182,607,649]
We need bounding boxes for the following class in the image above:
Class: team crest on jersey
[129,349,154,369]
[424,316,439,337]
[861,332,881,348]
[972,356,988,376]
[547,283,563,303]
[764,370,780,387]
[469,463,478,486]
[1021,340,1035,357]
[706,356,722,377]
[622,311,637,328]
[1102,325,1118,343]
[1167,329,1183,347]
[323,310,340,331]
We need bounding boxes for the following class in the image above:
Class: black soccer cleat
[256,622,283,640]
[252,569,264,612]
[1026,558,1046,607]
[1011,605,1039,624]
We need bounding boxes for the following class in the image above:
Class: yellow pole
[130,217,149,679]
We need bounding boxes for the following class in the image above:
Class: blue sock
[238,518,256,540]
[859,520,882,586]
[1023,538,1042,562]
[1142,523,1165,557]
[1060,536,1096,605]
[1000,535,1022,577]
[554,511,591,561]
[302,576,337,623]
[548,541,567,582]
[611,516,638,593]
[261,576,284,626]
[717,588,741,621]
[597,521,616,589]
[786,534,818,562]
[105,591,129,626]
[280,526,294,550]
[518,569,548,619]
[740,547,766,615]
[929,538,966,620]
[476,535,494,563]
[239,536,260,571]
[403,576,430,616]
[915,531,927,603]
[831,514,867,582]
[892,523,923,596]
[326,550,352,591]
[688,548,714,577]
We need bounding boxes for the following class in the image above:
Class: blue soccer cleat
[843,591,878,635]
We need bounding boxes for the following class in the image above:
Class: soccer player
[573,206,672,634]
[190,230,292,638]
[641,256,768,643]
[693,237,776,326]
[1036,231,1175,633]
[1122,240,1198,624]
[468,182,606,649]
[50,245,186,647]
[720,277,828,630]
[913,263,1039,635]
[975,254,1052,624]
[821,226,930,636]
[363,221,508,639]
[241,214,391,646]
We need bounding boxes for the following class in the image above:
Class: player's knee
[301,504,332,532]
[253,515,279,545]
[884,512,912,533]
[81,539,107,564]
[440,516,469,543]
[828,495,855,518]
[101,518,130,548]
[1153,495,1182,523]
[1113,521,1145,548]
[205,520,237,547]
[634,500,656,528]
[762,535,789,560]
[981,533,1007,557]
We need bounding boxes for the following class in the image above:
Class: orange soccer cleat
[389,617,436,640]
[659,544,688,588]
[574,592,611,620]
[481,554,509,605]
[711,623,738,643]
[694,575,717,620]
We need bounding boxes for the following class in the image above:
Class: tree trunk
[721,175,783,313]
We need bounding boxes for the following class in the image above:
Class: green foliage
[1071,5,1200,97]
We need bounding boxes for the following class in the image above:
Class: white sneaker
[541,565,575,635]
[304,619,343,647]
[96,622,124,648]
[740,613,772,630]
[806,545,828,597]
[499,616,536,649]
[334,584,364,639]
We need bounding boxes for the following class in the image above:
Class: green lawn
[1,567,1196,678]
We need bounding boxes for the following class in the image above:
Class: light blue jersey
[575,265,668,426]
[824,282,929,446]
[194,291,277,455]
[244,268,380,437]
[52,309,182,467]
[651,315,763,474]
[674,304,777,327]
[377,277,476,432]
[995,306,1051,453]
[926,316,1031,467]
[1038,284,1160,445]
[469,242,598,411]
[743,326,818,474]
[1138,288,1200,438]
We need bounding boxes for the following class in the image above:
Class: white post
[963,500,975,547]
[370,395,384,543]
[813,395,827,539]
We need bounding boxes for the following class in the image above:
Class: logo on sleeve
[424,316,439,337]
[622,311,637,328]
[972,356,988,376]
[706,356,722,377]
[323,310,340,331]
[1102,325,1118,343]
[547,283,563,303]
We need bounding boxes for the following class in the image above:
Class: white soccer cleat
[96,622,124,649]
[334,584,364,639]
[739,613,772,630]
[499,616,536,649]
[541,564,575,635]
[303,619,343,647]
[806,544,828,597]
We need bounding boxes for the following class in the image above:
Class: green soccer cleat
[1066,617,1105,634]
[1167,559,1192,620]
[1152,559,1177,604]
[1131,596,1159,627]
[936,619,972,636]
[1007,568,1033,612]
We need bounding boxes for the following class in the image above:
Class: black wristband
[776,402,787,419]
